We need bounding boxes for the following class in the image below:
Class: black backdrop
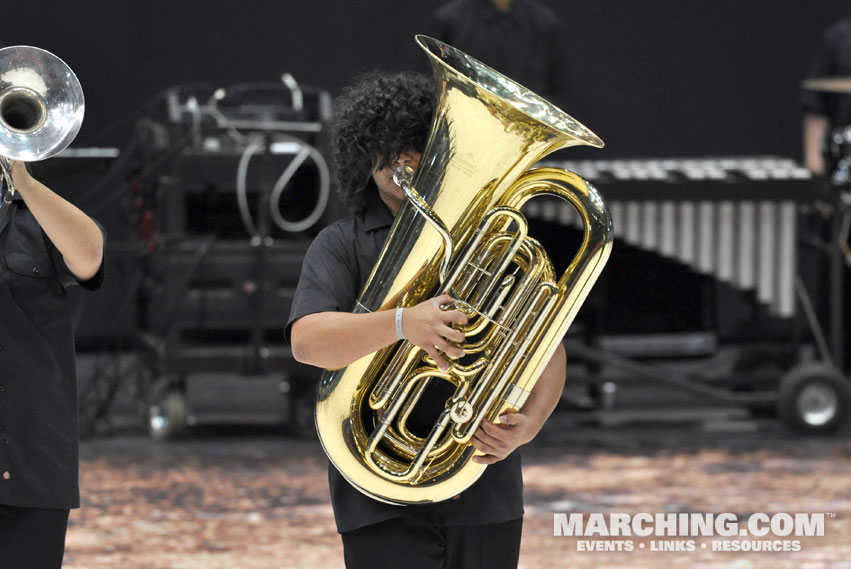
[1,1,848,158]
[1,1,849,348]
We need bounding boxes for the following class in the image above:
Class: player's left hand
[470,412,537,464]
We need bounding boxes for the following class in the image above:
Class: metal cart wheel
[777,362,850,433]
[143,373,189,440]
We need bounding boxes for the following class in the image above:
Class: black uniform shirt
[802,18,851,127]
[286,191,524,533]
[0,195,105,510]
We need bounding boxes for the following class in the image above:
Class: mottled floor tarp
[64,420,851,568]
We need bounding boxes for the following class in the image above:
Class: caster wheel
[146,378,188,440]
[777,363,849,433]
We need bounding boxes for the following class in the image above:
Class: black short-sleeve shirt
[286,192,523,533]
[0,195,105,510]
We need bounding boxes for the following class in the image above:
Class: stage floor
[64,419,851,568]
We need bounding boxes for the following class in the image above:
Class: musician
[802,17,851,175]
[286,71,567,569]
[0,162,105,569]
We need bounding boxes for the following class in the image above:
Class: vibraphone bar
[530,157,818,318]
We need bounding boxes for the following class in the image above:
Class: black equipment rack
[134,83,331,438]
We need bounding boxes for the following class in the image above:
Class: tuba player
[286,71,566,569]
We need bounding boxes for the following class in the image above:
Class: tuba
[315,35,613,504]
[0,45,84,215]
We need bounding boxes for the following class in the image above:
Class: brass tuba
[0,45,84,213]
[315,35,613,504]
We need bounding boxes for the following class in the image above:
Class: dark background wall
[2,1,849,348]
[2,1,848,160]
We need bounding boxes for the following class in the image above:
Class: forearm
[519,342,567,433]
[291,294,467,371]
[14,172,103,280]
[291,310,398,370]
[803,113,829,174]
[470,342,567,463]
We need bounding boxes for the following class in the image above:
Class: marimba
[529,157,818,318]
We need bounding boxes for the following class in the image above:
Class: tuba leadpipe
[315,35,613,505]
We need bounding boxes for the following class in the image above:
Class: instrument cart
[134,82,333,438]
[532,157,851,433]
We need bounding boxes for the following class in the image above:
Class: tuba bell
[0,45,84,215]
[315,35,613,504]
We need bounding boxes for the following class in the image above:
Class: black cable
[77,254,145,436]
[75,84,214,213]
[86,129,195,216]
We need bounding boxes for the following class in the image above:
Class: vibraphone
[528,157,818,318]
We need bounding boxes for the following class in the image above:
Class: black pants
[0,505,70,569]
[341,517,523,569]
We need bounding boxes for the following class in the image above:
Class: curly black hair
[330,71,435,211]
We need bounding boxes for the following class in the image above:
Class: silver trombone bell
[0,45,84,160]
[0,45,84,214]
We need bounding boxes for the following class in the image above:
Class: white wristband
[395,307,405,340]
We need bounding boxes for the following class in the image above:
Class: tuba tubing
[315,35,613,505]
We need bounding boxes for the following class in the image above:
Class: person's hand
[402,293,468,371]
[471,412,537,464]
[8,161,34,193]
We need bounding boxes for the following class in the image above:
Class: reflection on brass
[0,45,84,208]
[315,35,613,505]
